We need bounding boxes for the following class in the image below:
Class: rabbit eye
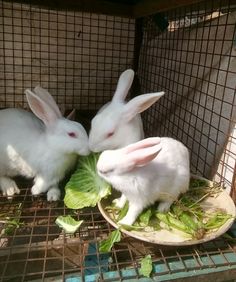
[107,131,114,138]
[68,132,77,138]
[99,168,114,174]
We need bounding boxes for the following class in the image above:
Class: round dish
[98,176,236,246]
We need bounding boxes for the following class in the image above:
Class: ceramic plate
[98,176,236,246]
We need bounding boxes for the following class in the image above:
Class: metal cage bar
[0,0,236,281]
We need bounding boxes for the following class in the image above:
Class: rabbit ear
[25,89,60,126]
[33,86,62,118]
[124,140,162,168]
[112,69,135,102]
[122,91,165,122]
[66,109,76,120]
[124,137,161,154]
[59,106,76,120]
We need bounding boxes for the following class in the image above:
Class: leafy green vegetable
[138,208,152,226]
[64,153,111,209]
[148,217,161,231]
[55,215,83,233]
[119,224,144,231]
[0,203,23,236]
[108,178,233,240]
[140,254,153,277]
[204,213,233,230]
[117,201,129,221]
[4,219,22,235]
[189,178,208,188]
[99,229,121,253]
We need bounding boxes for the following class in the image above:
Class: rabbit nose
[89,144,100,153]
[80,147,90,156]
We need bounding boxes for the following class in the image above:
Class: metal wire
[0,1,135,110]
[141,0,236,192]
[0,0,236,281]
[1,185,236,281]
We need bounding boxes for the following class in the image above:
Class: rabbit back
[0,108,44,177]
[123,137,189,199]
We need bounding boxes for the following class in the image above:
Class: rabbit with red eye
[88,69,165,152]
[0,86,90,201]
[89,69,165,208]
[97,137,190,226]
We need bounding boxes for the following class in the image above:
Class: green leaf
[55,215,83,233]
[189,178,208,188]
[99,229,121,253]
[119,223,144,231]
[2,203,23,236]
[148,217,161,231]
[117,201,129,221]
[64,153,111,209]
[140,254,153,278]
[138,208,152,226]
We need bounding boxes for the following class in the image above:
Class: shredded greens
[64,153,111,209]
[0,203,23,236]
[106,178,234,240]
[63,153,234,249]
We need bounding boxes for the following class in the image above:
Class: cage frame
[0,0,236,281]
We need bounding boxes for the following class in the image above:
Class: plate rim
[98,175,236,246]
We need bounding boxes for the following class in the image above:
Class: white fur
[0,87,90,200]
[88,69,165,152]
[97,137,190,225]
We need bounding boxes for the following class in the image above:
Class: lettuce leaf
[140,254,153,277]
[99,229,121,253]
[55,215,83,233]
[64,153,111,209]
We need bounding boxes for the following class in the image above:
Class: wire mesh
[0,0,236,281]
[140,0,236,192]
[1,183,236,282]
[0,1,135,110]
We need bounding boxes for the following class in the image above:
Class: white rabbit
[97,137,190,226]
[0,86,90,201]
[88,69,165,152]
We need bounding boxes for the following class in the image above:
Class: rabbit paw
[118,216,134,226]
[47,187,61,201]
[31,184,44,195]
[0,177,20,199]
[158,202,172,213]
[118,204,141,226]
[31,176,52,195]
[112,194,127,209]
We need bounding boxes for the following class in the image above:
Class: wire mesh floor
[0,179,236,282]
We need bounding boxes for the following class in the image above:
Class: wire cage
[0,0,236,281]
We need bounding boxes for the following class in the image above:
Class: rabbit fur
[88,69,165,152]
[97,137,190,225]
[0,86,90,201]
[89,69,165,209]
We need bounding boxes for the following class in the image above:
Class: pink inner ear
[127,143,162,167]
[124,137,161,154]
[25,90,59,126]
[67,109,76,120]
